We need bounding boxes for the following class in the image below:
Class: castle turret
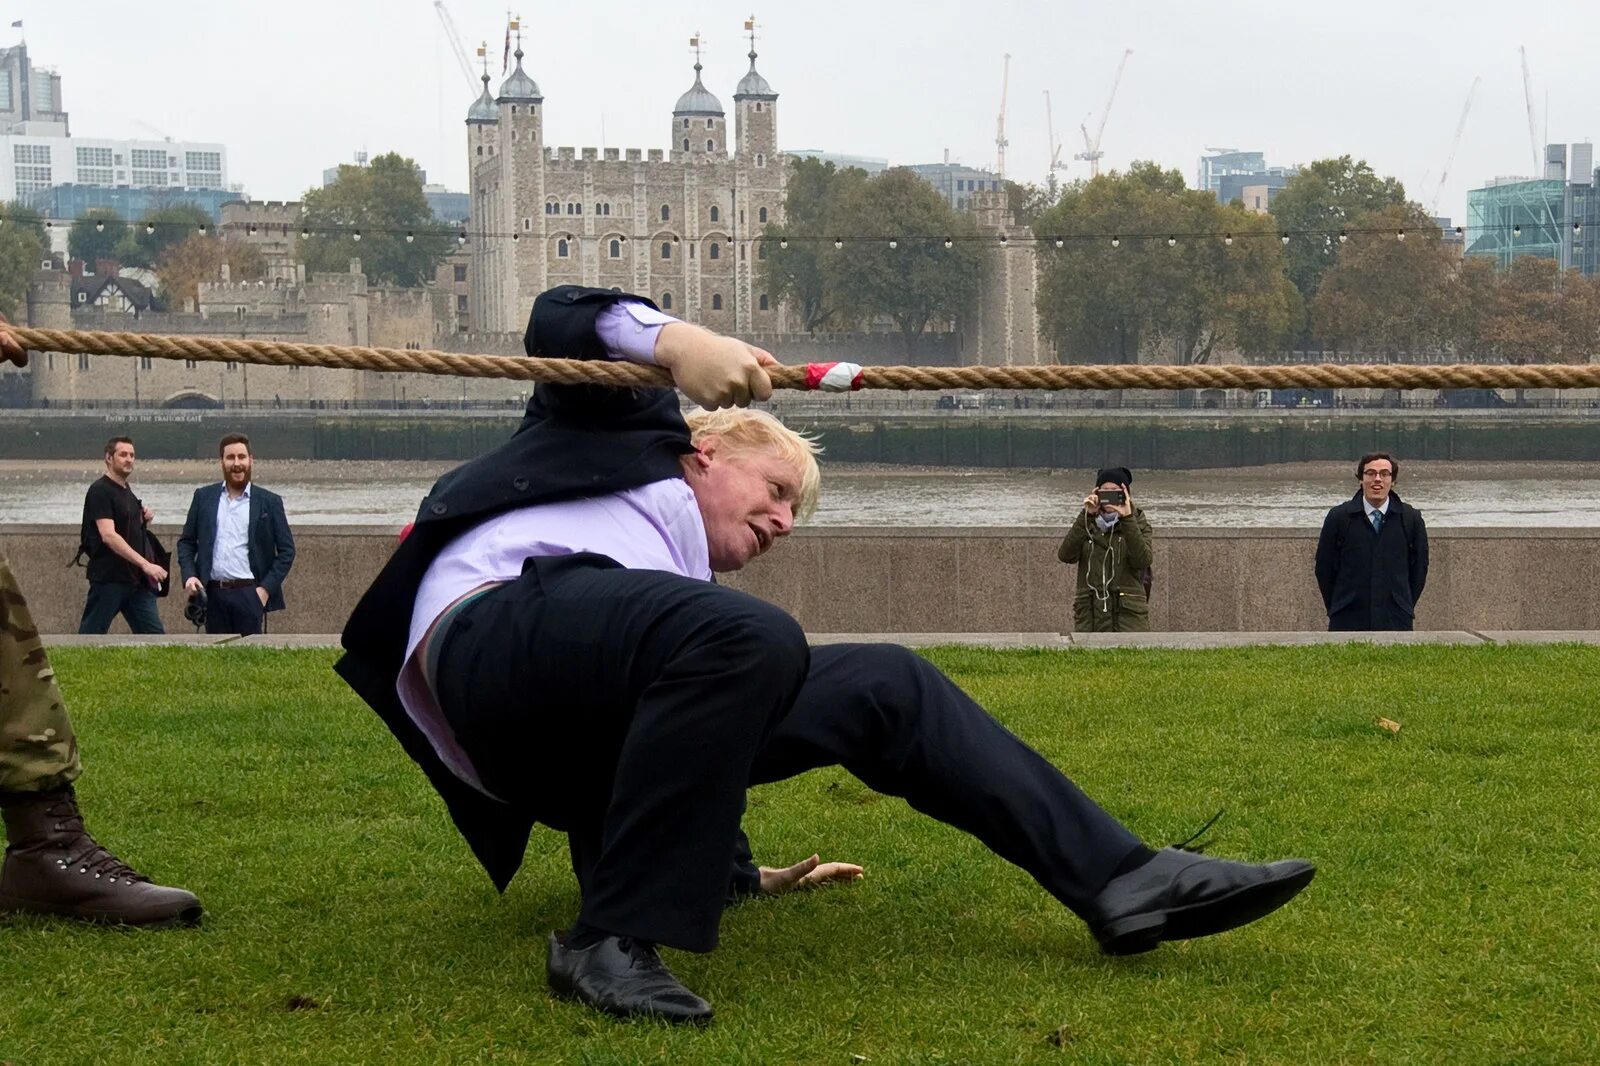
[672,38,726,161]
[492,28,546,330]
[466,60,500,332]
[732,33,777,166]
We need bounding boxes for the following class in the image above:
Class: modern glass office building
[1466,143,1599,275]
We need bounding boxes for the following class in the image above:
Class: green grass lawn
[2,644,1598,1065]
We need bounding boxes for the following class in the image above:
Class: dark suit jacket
[1314,490,1429,631]
[176,483,296,611]
[335,285,692,891]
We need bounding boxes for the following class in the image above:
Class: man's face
[105,443,135,479]
[687,437,802,573]
[1360,460,1394,506]
[221,444,253,488]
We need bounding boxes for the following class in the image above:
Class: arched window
[609,239,621,258]
[603,204,611,216]
[661,242,672,260]
[758,207,768,223]
[756,154,765,168]
[511,105,518,115]
[711,294,723,310]
[557,239,569,258]
[709,243,720,260]
[660,205,670,221]
[755,102,763,112]
[595,203,602,215]
[662,292,673,309]
[707,118,715,129]
[759,294,769,310]
[707,139,715,152]
[757,242,767,260]
[710,206,720,222]
[683,118,690,129]
[683,139,690,152]
[476,145,483,157]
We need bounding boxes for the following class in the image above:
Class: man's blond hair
[683,408,822,519]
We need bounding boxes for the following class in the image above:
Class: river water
[4,459,1599,529]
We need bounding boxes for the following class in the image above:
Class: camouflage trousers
[0,553,81,794]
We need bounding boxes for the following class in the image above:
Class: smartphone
[1097,489,1126,506]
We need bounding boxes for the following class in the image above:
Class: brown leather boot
[0,786,202,926]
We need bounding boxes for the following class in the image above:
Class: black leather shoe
[547,932,713,1025]
[1086,848,1315,956]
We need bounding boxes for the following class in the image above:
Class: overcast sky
[23,0,1600,222]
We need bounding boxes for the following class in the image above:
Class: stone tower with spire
[733,19,778,165]
[672,36,726,160]
[466,18,786,335]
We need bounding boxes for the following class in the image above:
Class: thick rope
[13,326,1600,392]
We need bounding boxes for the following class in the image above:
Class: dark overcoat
[1313,490,1429,631]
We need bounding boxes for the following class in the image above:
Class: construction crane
[995,54,1010,180]
[1044,90,1069,196]
[1075,48,1132,178]
[1430,75,1480,216]
[433,1,482,96]
[1520,45,1540,176]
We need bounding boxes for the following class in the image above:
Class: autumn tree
[823,168,984,355]
[1004,180,1055,228]
[1558,270,1600,361]
[1478,256,1567,368]
[155,235,266,308]
[0,202,46,318]
[1270,156,1408,315]
[121,203,213,268]
[1035,162,1295,363]
[759,156,868,332]
[300,152,450,287]
[1310,206,1457,357]
[68,209,129,267]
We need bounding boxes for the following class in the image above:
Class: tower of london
[467,30,785,336]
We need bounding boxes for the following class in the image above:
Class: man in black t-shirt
[77,437,166,635]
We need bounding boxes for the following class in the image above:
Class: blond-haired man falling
[337,287,1315,1025]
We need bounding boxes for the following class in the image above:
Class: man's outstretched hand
[758,854,864,896]
[0,312,26,368]
[654,321,779,410]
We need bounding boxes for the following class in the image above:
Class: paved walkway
[41,631,1600,650]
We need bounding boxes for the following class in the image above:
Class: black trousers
[205,583,266,635]
[436,555,1140,952]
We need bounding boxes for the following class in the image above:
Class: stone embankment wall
[3,527,1595,636]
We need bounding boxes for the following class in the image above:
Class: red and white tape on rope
[803,361,865,392]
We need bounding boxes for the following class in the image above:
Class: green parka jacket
[1056,507,1154,632]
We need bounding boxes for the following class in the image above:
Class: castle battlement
[367,287,433,307]
[220,201,305,225]
[221,200,302,214]
[199,279,287,294]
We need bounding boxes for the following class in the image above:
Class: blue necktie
[1371,510,1384,535]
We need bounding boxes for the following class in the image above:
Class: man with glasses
[1314,452,1429,631]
